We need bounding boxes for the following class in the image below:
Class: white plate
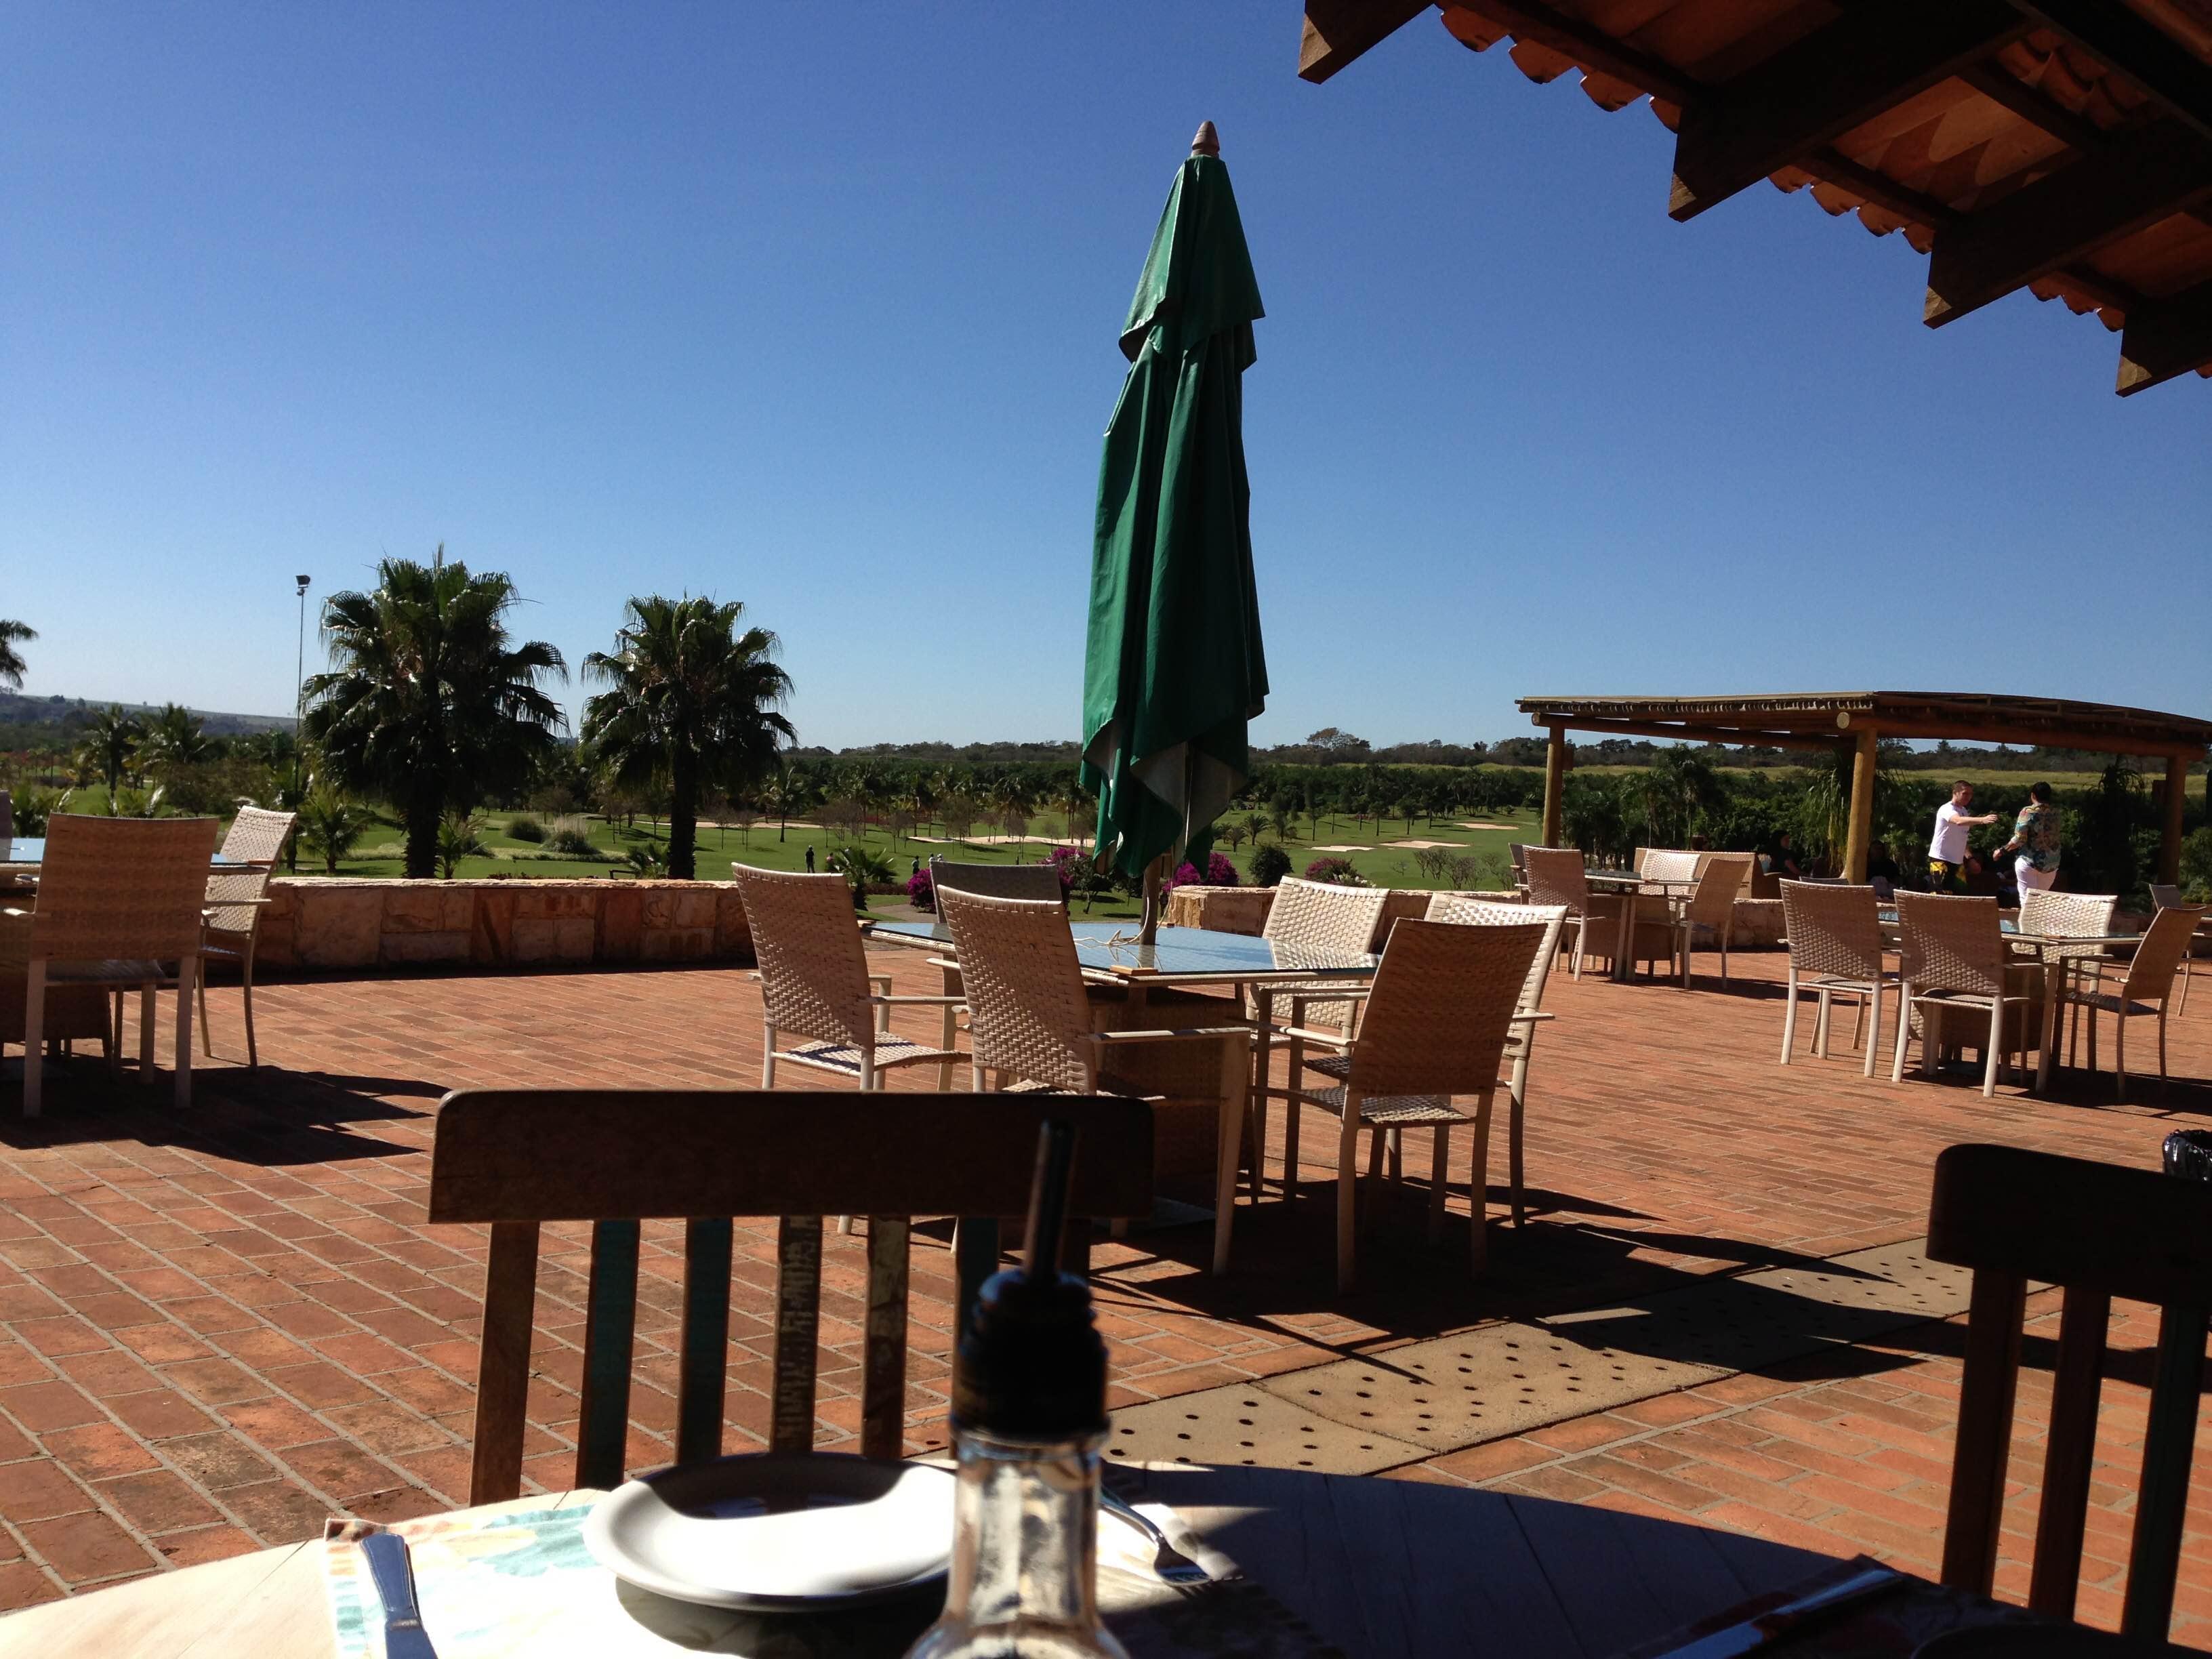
[583,1453,956,1610]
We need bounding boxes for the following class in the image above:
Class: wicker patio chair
[1252,878,1390,1186]
[219,804,297,866]
[2016,888,2118,1069]
[935,887,1252,1274]
[732,865,962,1092]
[2065,903,2204,1099]
[1523,846,1632,979]
[1507,842,1530,898]
[1284,916,1544,1289]
[2148,884,2204,1014]
[1778,880,1893,1076]
[1668,853,1753,988]
[1889,891,2037,1099]
[10,814,220,1115]
[924,857,1077,1079]
[194,808,296,1068]
[1420,896,1565,1227]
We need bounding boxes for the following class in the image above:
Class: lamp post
[292,575,310,870]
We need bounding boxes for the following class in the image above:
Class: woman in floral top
[1999,781,2062,893]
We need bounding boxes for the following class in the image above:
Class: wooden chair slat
[1939,1267,2025,1596]
[954,1218,1002,1345]
[861,1219,912,1460]
[676,1219,733,1468]
[573,1218,640,1492]
[2122,1300,2209,1641]
[469,1222,540,1504]
[771,1216,824,1455]
[2026,1285,2108,1620]
[429,1091,1153,1225]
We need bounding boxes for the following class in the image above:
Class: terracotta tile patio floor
[2,942,2209,1643]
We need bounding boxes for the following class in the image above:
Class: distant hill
[0,691,294,744]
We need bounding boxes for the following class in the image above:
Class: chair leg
[761,1023,777,1087]
[1468,1090,1495,1275]
[2158,1007,2168,1088]
[1780,968,1799,1064]
[1814,988,1832,1058]
[1864,980,1883,1079]
[937,996,956,1092]
[139,985,156,1082]
[198,966,213,1059]
[241,951,258,1069]
[23,960,44,1118]
[1890,985,1912,1084]
[1507,1055,1528,1227]
[106,990,121,1076]
[1283,1084,1303,1204]
[1850,993,1864,1050]
[1211,1042,1245,1275]
[1336,1106,1361,1292]
[174,958,197,1109]
[1982,996,2003,1099]
[2114,1014,2127,1101]
[1427,1126,1448,1244]
[1387,1127,1403,1185]
[2180,954,2192,1014]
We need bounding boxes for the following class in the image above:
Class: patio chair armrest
[1275,1023,1357,1047]
[1078,1027,1253,1048]
[1512,1011,1555,1023]
[868,973,893,994]
[864,994,968,1007]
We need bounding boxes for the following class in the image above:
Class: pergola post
[2160,752,2189,885]
[1542,724,1570,847]
[1843,726,1879,884]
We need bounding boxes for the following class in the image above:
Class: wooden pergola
[1298,0,2212,393]
[1517,691,2212,882]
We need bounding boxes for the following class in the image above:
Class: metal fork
[1101,1489,1210,1586]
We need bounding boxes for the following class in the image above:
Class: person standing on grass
[1995,781,2062,895]
[1927,781,1999,893]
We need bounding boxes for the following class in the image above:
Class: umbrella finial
[1191,121,1220,157]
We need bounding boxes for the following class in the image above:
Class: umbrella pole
[1139,854,1167,946]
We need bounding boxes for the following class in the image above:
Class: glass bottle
[905,1263,1126,1659]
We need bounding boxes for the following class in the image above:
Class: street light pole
[292,574,310,871]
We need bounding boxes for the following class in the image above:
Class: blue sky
[5,5,2205,750]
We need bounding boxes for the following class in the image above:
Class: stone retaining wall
[255,879,754,972]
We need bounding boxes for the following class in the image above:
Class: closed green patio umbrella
[1082,122,1269,940]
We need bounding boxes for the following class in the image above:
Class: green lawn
[282,805,1544,916]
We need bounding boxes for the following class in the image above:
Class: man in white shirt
[1927,781,1999,893]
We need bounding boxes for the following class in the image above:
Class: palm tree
[304,550,569,878]
[75,706,144,798]
[140,703,213,773]
[0,620,35,689]
[581,596,795,881]
[295,786,376,875]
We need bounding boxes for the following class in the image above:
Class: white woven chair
[2068,903,2204,1099]
[1250,877,1389,1189]
[1287,916,1545,1289]
[1522,846,1622,979]
[1668,853,1753,988]
[1421,896,1565,1227]
[924,857,1069,1078]
[2148,884,2205,1014]
[935,888,1252,1273]
[732,865,963,1091]
[2017,888,2118,1069]
[196,808,297,1067]
[1778,880,1893,1076]
[11,815,221,1115]
[1889,891,2037,1099]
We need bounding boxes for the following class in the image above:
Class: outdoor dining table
[1584,869,1696,985]
[3,836,246,872]
[0,1460,2156,1658]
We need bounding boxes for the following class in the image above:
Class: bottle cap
[951,1266,1107,1439]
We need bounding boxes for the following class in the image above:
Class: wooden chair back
[1927,1143,2212,1640]
[927,857,1065,907]
[1893,890,2006,998]
[1522,847,1595,917]
[31,815,220,963]
[937,888,1096,1090]
[1347,918,1544,1100]
[2118,903,2206,1002]
[220,806,297,865]
[730,865,876,1050]
[428,1088,1152,1504]
[1780,880,1885,983]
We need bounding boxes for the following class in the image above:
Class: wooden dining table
[0,1460,2136,1658]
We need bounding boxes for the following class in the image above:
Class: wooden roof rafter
[1296,0,2212,392]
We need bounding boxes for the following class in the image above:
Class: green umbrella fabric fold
[1082,144,1268,884]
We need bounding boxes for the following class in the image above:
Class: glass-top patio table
[5,837,245,869]
[863,917,1378,985]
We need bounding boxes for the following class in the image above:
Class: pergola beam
[1925,123,2212,328]
[1668,0,2028,222]
[1523,713,1841,752]
[2008,0,2212,144]
[1299,0,1432,83]
[2118,276,2212,395]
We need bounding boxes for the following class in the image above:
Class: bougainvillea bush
[1303,856,1368,886]
[905,867,935,912]
[1166,852,1238,889]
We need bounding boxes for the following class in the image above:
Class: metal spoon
[1101,1488,1210,1586]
